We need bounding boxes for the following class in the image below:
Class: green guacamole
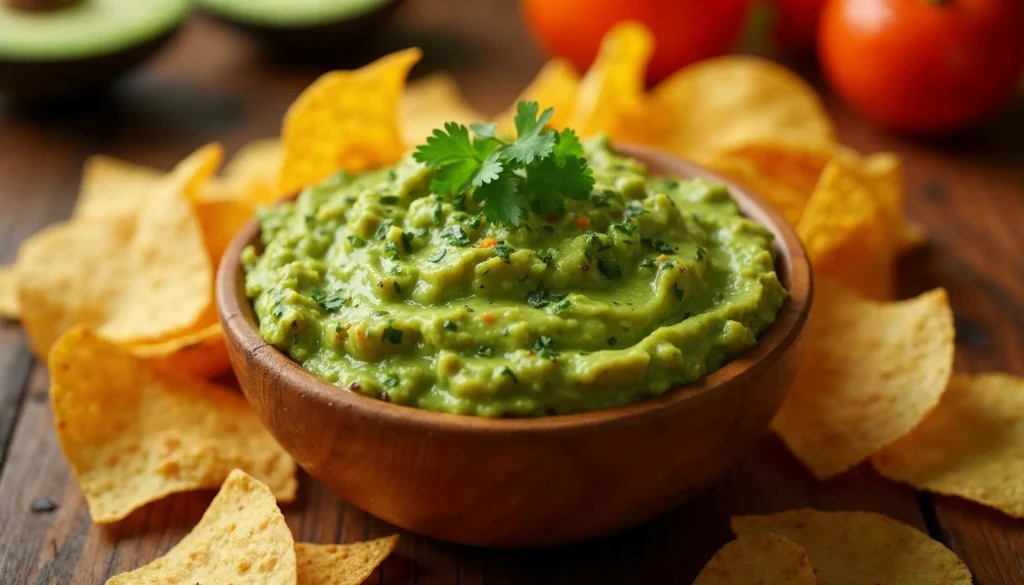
[242,138,786,417]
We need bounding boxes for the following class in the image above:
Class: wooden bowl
[217,145,813,548]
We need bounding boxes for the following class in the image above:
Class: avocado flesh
[0,0,189,61]
[198,0,395,27]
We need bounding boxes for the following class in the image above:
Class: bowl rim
[217,143,813,435]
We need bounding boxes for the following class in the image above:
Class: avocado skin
[0,29,178,99]
[204,0,404,57]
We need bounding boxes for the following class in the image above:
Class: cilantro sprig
[413,101,595,227]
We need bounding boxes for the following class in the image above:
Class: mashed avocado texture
[243,139,786,417]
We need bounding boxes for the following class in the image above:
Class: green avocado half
[198,0,404,55]
[0,0,190,97]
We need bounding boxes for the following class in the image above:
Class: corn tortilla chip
[402,73,484,146]
[296,536,400,585]
[772,279,955,479]
[496,58,579,135]
[646,55,833,159]
[278,48,421,197]
[17,147,218,356]
[693,533,816,585]
[133,322,232,380]
[797,158,894,300]
[73,155,163,220]
[714,141,832,201]
[106,469,297,585]
[51,327,297,523]
[568,21,653,141]
[223,139,282,187]
[0,265,18,320]
[873,373,1024,518]
[194,191,257,266]
[732,509,972,585]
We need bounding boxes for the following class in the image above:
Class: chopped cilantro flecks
[375,220,392,240]
[383,376,400,389]
[393,282,402,294]
[433,203,443,225]
[412,101,595,227]
[493,241,514,262]
[381,327,403,344]
[537,249,555,265]
[428,248,447,263]
[499,366,519,384]
[383,241,399,260]
[643,237,678,254]
[347,235,366,248]
[597,258,622,280]
[311,287,346,312]
[401,231,414,253]
[550,296,572,314]
[442,320,458,331]
[673,282,685,302]
[606,336,618,346]
[439,225,471,246]
[639,258,657,270]
[475,346,493,358]
[533,335,559,359]
[624,200,646,219]
[380,195,400,205]
[611,220,639,235]
[695,247,706,261]
[466,215,483,229]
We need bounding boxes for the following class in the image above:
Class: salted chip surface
[714,141,832,203]
[772,279,954,479]
[496,58,579,134]
[0,265,18,320]
[732,509,972,585]
[73,155,163,219]
[17,146,218,356]
[50,327,297,523]
[194,191,257,265]
[568,21,653,141]
[133,321,231,380]
[646,55,833,159]
[797,158,893,300]
[402,73,484,146]
[106,469,297,585]
[873,373,1024,518]
[278,48,421,197]
[296,536,400,585]
[703,154,808,226]
[693,533,816,585]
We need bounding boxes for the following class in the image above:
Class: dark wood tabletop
[1,1,1022,583]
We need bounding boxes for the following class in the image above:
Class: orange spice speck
[356,329,367,344]
[480,237,498,248]
[575,216,591,229]
[481,313,497,325]
[657,254,669,263]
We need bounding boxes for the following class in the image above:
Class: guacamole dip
[243,138,786,417]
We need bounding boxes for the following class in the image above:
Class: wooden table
[1,1,1022,583]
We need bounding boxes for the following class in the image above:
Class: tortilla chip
[0,265,19,320]
[714,141,832,201]
[106,470,297,585]
[50,327,297,523]
[224,139,282,187]
[296,536,400,585]
[73,155,163,220]
[797,158,894,300]
[133,322,231,380]
[873,373,1024,518]
[693,533,816,585]
[703,155,809,226]
[16,146,218,356]
[646,55,833,159]
[732,509,972,585]
[194,192,257,266]
[772,279,955,479]
[496,58,579,135]
[901,221,929,250]
[402,73,484,146]
[568,21,653,141]
[278,48,421,197]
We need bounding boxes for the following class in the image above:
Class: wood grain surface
[1,0,1022,582]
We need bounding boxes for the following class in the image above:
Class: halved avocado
[0,0,190,98]
[198,0,404,57]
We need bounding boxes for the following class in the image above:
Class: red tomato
[521,0,752,82]
[819,0,1024,134]
[770,0,829,55]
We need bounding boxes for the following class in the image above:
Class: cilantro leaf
[472,150,503,187]
[474,173,527,227]
[553,128,584,162]
[414,122,477,167]
[505,101,556,165]
[470,121,497,138]
[523,155,595,213]
[429,158,479,197]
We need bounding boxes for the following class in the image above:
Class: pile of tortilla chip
[693,508,972,584]
[106,469,398,585]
